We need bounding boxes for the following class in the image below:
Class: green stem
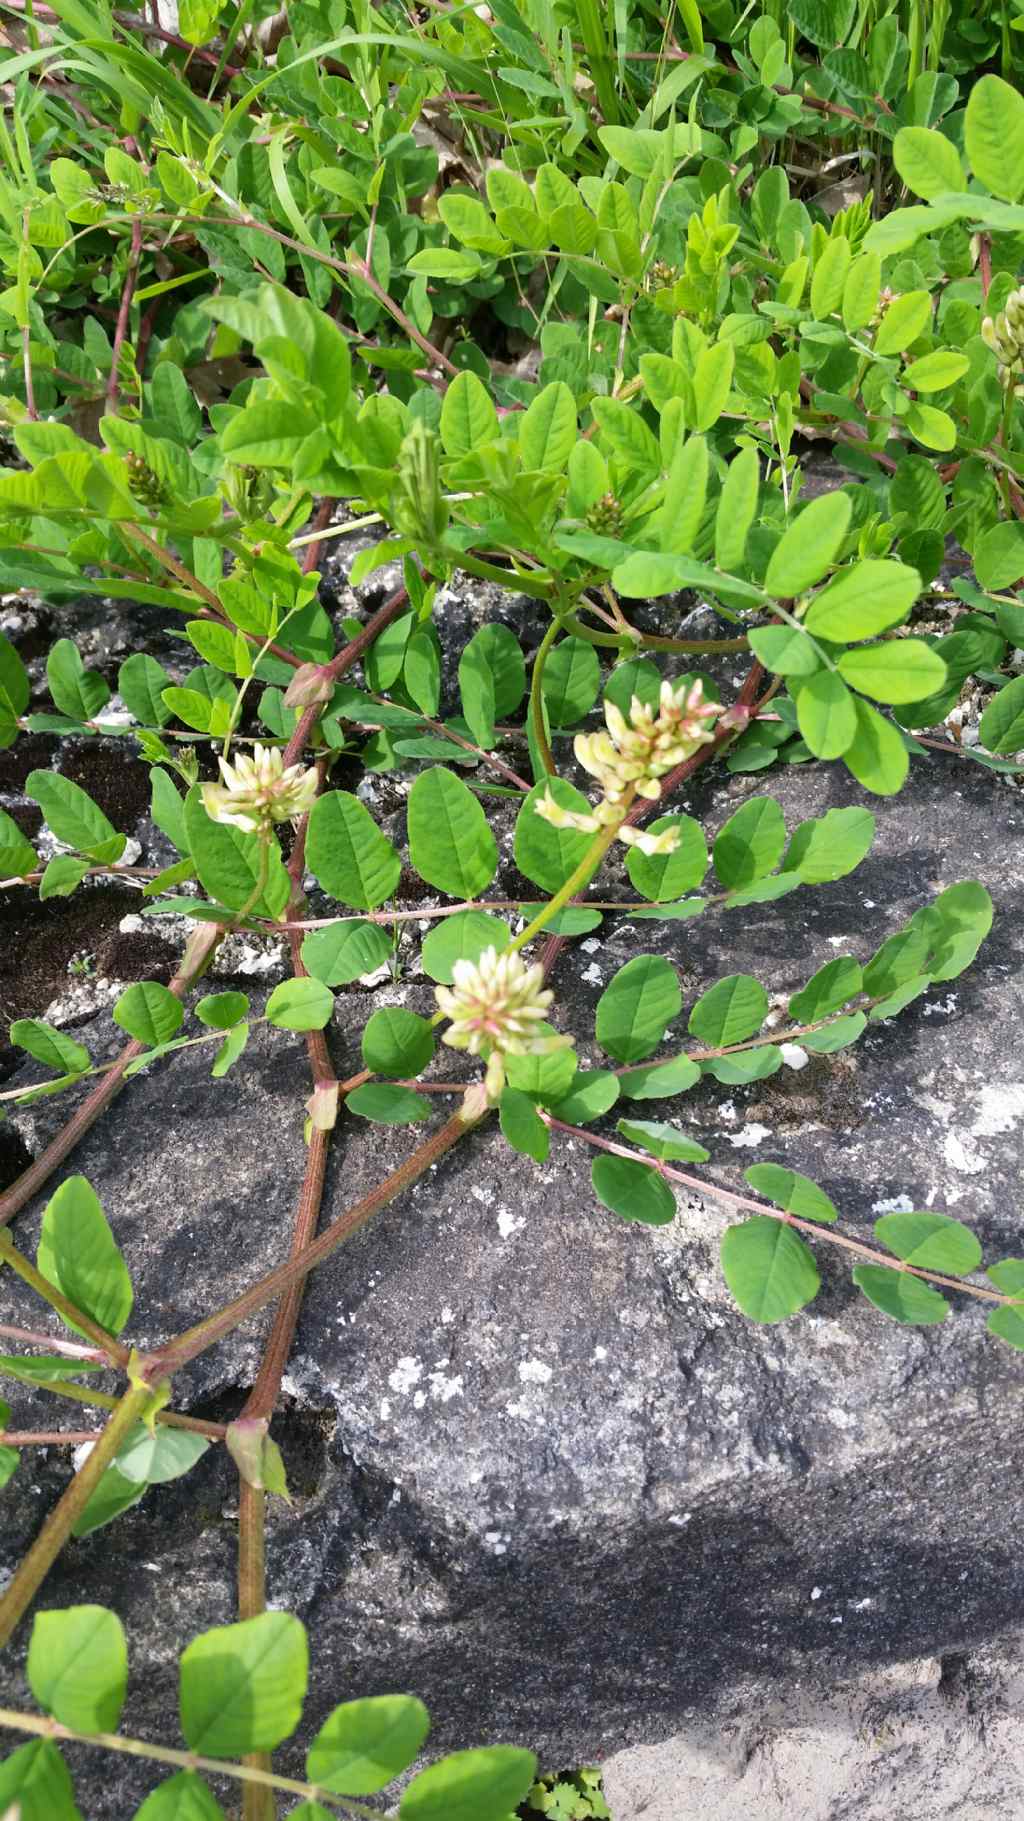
[0,1708,382,1815]
[529,618,561,778]
[509,821,623,954]
[0,1384,153,1649]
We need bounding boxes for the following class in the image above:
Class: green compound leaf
[800,1012,866,1052]
[721,1216,820,1322]
[183,790,290,918]
[747,625,820,676]
[542,636,601,727]
[71,1468,146,1538]
[617,1055,700,1099]
[9,1019,90,1075]
[347,1083,431,1124]
[307,1694,431,1795]
[458,631,496,749]
[113,982,184,1046]
[616,1118,709,1162]
[842,698,909,796]
[979,675,1024,755]
[0,629,30,714]
[28,1605,128,1733]
[987,1304,1024,1351]
[549,1070,620,1123]
[837,639,946,705]
[362,1008,435,1078]
[596,955,681,1063]
[975,523,1024,592]
[873,1211,982,1275]
[421,912,512,983]
[132,1771,228,1818]
[789,957,863,1021]
[212,1024,249,1079]
[701,1047,781,1084]
[0,1739,82,1821]
[180,1612,308,1758]
[794,670,857,759]
[893,125,964,200]
[407,767,498,898]
[873,289,932,356]
[519,381,576,473]
[744,1163,838,1224]
[265,978,335,1031]
[0,805,37,877]
[505,1041,577,1105]
[852,1265,949,1325]
[400,1746,538,1821]
[625,814,708,901]
[764,493,851,598]
[499,1085,551,1163]
[987,1258,1024,1297]
[591,1154,676,1225]
[307,790,402,911]
[39,856,93,900]
[38,1176,133,1339]
[966,73,1024,203]
[514,778,594,892]
[301,920,393,985]
[441,370,499,458]
[803,559,919,640]
[688,974,769,1047]
[782,806,874,883]
[195,992,250,1030]
[47,638,110,723]
[713,795,786,888]
[26,770,125,864]
[115,1424,211,1486]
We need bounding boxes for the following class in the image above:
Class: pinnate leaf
[179,1613,308,1757]
[721,1216,820,1322]
[307,1694,431,1795]
[595,955,681,1063]
[408,767,498,898]
[28,1605,127,1733]
[37,1176,133,1339]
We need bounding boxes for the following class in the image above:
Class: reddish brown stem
[281,585,411,768]
[0,924,222,1230]
[107,216,143,414]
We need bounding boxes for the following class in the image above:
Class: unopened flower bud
[284,662,333,710]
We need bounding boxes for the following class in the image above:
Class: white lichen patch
[518,1358,553,1384]
[943,1131,986,1175]
[871,1194,914,1215]
[725,1122,772,1148]
[387,1357,422,1395]
[497,1210,525,1240]
[971,1082,1024,1138]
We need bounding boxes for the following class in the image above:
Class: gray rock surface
[604,1636,1024,1820]
[3,734,1024,1818]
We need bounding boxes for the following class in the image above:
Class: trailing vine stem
[0,1384,154,1650]
[542,1119,1009,1305]
[0,1707,382,1816]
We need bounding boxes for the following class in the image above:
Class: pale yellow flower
[201,743,318,834]
[435,946,572,1100]
[534,678,722,857]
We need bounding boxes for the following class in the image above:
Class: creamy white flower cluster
[982,286,1024,385]
[435,946,572,1100]
[201,743,318,835]
[534,677,723,857]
